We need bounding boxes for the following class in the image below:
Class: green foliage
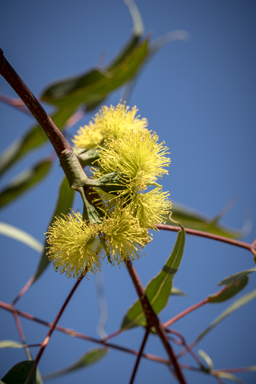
[121,225,185,330]
[42,348,108,381]
[1,361,36,384]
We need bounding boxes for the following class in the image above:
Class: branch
[24,275,84,384]
[126,259,187,384]
[157,224,256,256]
[0,49,88,191]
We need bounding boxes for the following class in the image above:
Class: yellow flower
[72,103,148,150]
[93,129,170,192]
[101,207,152,266]
[128,188,172,229]
[46,210,102,279]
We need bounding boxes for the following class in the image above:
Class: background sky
[0,1,256,383]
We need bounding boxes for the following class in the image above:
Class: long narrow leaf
[43,348,108,381]
[33,176,75,282]
[41,39,149,108]
[121,225,186,330]
[208,267,256,303]
[0,222,43,253]
[165,201,246,239]
[197,289,256,341]
[0,105,77,177]
[0,159,52,209]
[0,340,24,349]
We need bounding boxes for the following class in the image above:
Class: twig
[126,259,187,384]
[157,224,256,256]
[130,327,150,384]
[13,312,32,361]
[0,93,32,115]
[24,275,84,384]
[12,276,35,305]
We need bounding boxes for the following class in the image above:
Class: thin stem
[13,312,32,360]
[0,300,169,365]
[126,259,187,384]
[0,93,31,115]
[157,224,256,256]
[130,327,150,384]
[24,275,84,384]
[12,276,35,305]
[164,298,208,328]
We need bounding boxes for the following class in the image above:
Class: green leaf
[171,287,186,296]
[0,223,43,253]
[41,38,149,108]
[0,105,77,178]
[208,267,256,303]
[0,340,24,349]
[0,159,52,209]
[198,349,213,372]
[121,225,186,330]
[42,348,108,381]
[1,361,36,384]
[165,201,245,239]
[197,288,256,342]
[33,176,75,282]
[215,372,245,384]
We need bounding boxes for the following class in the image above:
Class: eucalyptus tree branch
[0,49,88,191]
[157,224,256,256]
[126,259,187,384]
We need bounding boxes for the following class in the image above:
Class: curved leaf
[1,361,36,384]
[0,159,52,209]
[0,222,43,253]
[165,201,246,239]
[0,105,77,177]
[42,348,108,381]
[198,349,213,372]
[33,176,75,282]
[0,340,24,349]
[215,372,245,384]
[208,267,256,303]
[41,38,149,108]
[197,289,256,342]
[121,225,185,330]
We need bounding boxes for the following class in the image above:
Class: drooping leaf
[0,159,52,209]
[164,201,246,239]
[197,289,256,342]
[0,222,43,253]
[0,340,24,349]
[121,225,185,330]
[0,105,77,177]
[207,267,256,303]
[41,38,149,108]
[33,176,75,282]
[1,361,36,384]
[42,348,108,381]
[215,372,245,384]
[198,349,213,372]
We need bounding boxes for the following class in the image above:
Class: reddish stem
[126,259,187,384]
[164,299,208,328]
[130,327,150,384]
[24,275,84,384]
[157,224,256,255]
[12,276,35,305]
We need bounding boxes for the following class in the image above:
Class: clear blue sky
[0,1,256,383]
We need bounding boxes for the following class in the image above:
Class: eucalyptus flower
[46,210,103,279]
[72,103,148,150]
[93,129,170,192]
[101,207,152,266]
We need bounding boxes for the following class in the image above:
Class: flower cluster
[46,103,171,279]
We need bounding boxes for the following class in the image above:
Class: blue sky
[0,1,256,383]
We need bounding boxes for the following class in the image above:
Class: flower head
[46,210,102,279]
[101,207,152,266]
[72,103,148,150]
[93,129,170,192]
